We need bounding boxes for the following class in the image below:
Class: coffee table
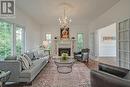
[54,58,75,74]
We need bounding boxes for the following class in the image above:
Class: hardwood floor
[6,59,94,87]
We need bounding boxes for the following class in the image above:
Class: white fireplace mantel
[54,39,76,57]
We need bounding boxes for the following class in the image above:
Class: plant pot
[62,57,67,60]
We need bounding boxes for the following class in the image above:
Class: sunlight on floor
[93,57,117,66]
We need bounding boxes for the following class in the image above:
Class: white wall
[98,23,116,57]
[41,24,89,54]
[89,0,130,32]
[88,0,130,56]
[3,7,42,51]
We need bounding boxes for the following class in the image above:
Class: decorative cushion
[23,54,32,66]
[25,52,34,60]
[18,56,29,70]
[82,53,88,61]
[124,71,130,80]
[75,54,82,58]
[33,51,39,58]
[82,53,88,57]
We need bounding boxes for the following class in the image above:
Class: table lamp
[43,41,49,49]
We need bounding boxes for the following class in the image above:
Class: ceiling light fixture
[59,7,71,28]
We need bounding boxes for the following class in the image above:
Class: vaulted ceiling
[16,0,120,25]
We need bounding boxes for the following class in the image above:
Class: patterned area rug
[6,59,91,87]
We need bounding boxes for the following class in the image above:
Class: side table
[44,49,51,57]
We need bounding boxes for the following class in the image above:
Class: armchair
[74,48,90,62]
[91,63,130,87]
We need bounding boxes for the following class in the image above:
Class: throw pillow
[24,52,34,60]
[33,51,39,60]
[82,53,88,61]
[33,51,39,58]
[23,54,32,66]
[18,56,30,70]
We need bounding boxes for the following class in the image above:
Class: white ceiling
[16,0,120,25]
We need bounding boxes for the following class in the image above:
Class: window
[45,34,52,49]
[0,19,25,59]
[118,19,130,69]
[77,33,84,51]
[89,32,95,56]
[0,21,13,59]
[16,26,25,55]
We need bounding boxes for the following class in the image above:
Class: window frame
[15,25,25,55]
[45,33,52,41]
[0,19,25,58]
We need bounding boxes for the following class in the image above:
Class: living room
[0,0,130,87]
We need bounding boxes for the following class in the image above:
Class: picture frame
[60,27,69,39]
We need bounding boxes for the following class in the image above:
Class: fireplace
[54,39,76,56]
[58,48,71,56]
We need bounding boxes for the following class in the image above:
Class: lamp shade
[43,41,49,48]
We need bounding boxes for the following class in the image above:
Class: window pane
[45,34,52,49]
[77,33,84,51]
[16,26,24,55]
[46,34,51,40]
[0,21,12,59]
[118,19,130,69]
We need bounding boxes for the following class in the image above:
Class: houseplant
[61,53,68,60]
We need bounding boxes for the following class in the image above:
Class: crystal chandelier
[59,7,71,28]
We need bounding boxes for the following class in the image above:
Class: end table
[44,49,51,57]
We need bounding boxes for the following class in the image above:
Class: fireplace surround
[54,39,76,57]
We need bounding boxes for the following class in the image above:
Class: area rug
[6,59,91,87]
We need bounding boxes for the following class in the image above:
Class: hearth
[58,48,71,56]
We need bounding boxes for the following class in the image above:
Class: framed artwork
[102,36,116,41]
[60,27,69,39]
[102,36,116,43]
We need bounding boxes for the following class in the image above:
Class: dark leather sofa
[91,63,130,87]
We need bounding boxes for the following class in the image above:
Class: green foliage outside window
[0,21,12,59]
[77,33,84,51]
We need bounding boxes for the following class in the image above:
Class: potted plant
[61,53,68,60]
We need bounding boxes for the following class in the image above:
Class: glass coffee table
[54,58,75,74]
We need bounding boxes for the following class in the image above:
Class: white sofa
[0,51,49,83]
